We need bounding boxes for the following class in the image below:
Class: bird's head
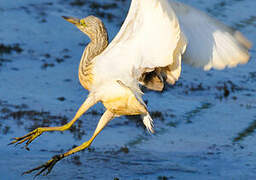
[62,15,107,41]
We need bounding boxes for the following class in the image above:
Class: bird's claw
[8,128,44,150]
[22,154,64,177]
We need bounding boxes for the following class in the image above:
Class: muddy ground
[0,0,256,179]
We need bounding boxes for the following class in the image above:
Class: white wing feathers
[98,0,251,89]
[105,0,184,70]
[93,0,251,132]
[134,0,184,69]
[96,0,186,87]
[169,0,252,70]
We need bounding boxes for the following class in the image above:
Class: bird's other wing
[169,0,252,70]
[98,0,187,91]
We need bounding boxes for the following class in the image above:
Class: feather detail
[164,31,187,85]
[169,0,252,70]
[142,113,154,133]
[78,17,109,90]
[116,80,146,107]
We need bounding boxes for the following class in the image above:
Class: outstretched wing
[169,0,252,70]
[95,0,186,90]
[93,0,251,132]
[95,0,252,91]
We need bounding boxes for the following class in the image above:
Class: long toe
[8,128,43,150]
[22,154,64,177]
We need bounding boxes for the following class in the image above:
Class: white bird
[10,0,251,176]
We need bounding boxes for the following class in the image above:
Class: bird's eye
[80,19,86,26]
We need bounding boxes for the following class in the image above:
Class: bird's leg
[23,110,115,177]
[9,95,97,150]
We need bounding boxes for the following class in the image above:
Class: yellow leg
[9,95,97,150]
[23,110,115,177]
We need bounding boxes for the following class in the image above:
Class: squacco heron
[10,0,251,177]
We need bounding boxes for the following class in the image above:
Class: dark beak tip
[62,16,69,20]
[62,16,80,24]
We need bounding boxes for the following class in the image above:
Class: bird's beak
[62,16,80,25]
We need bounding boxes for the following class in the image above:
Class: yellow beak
[62,16,80,25]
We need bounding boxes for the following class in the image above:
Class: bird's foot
[8,128,44,150]
[22,154,64,177]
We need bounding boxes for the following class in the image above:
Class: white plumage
[93,0,251,131]
[169,0,251,70]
